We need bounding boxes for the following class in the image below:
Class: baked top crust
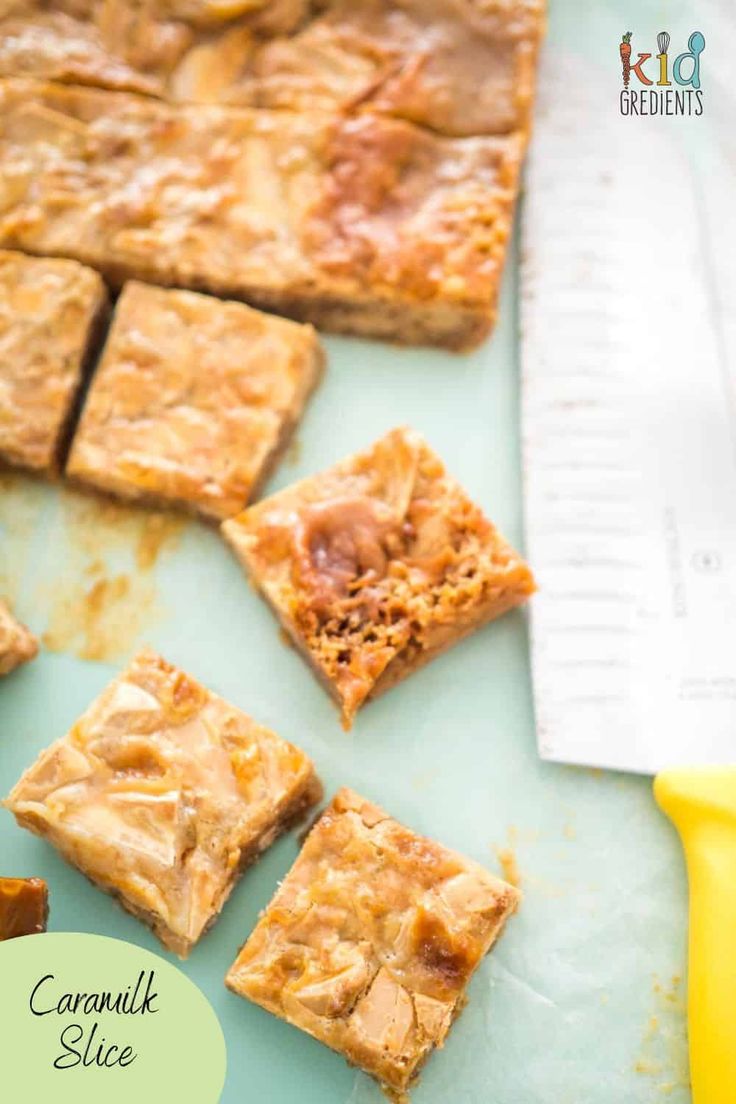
[67,281,324,519]
[0,249,107,473]
[227,787,520,1093]
[0,1,307,96]
[4,649,321,956]
[0,80,522,348]
[0,875,49,939]
[0,1,544,137]
[0,599,39,676]
[223,427,535,726]
[0,4,169,97]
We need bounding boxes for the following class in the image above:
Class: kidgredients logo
[619,31,705,116]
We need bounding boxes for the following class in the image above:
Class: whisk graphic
[657,32,671,85]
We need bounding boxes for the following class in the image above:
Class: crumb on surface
[495,846,521,889]
[632,973,689,1093]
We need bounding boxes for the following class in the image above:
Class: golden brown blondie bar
[67,281,324,520]
[227,788,520,1097]
[5,650,322,956]
[0,250,107,473]
[223,427,535,726]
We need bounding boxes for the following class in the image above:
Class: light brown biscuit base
[227,787,520,1096]
[223,427,536,727]
[0,599,38,676]
[4,649,322,956]
[0,249,108,474]
[0,1,545,139]
[67,281,324,521]
[0,80,522,351]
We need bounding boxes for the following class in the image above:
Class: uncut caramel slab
[0,79,522,350]
[67,281,324,520]
[0,249,108,474]
[0,876,48,939]
[5,650,322,957]
[227,788,520,1097]
[223,426,536,726]
[0,599,38,676]
[0,1,545,139]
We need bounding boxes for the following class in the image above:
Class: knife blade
[520,41,736,1104]
[520,52,736,776]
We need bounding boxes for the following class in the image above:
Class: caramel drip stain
[633,974,689,1095]
[0,471,48,598]
[136,512,185,572]
[38,489,186,662]
[58,489,185,572]
[43,573,153,662]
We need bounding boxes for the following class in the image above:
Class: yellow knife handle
[654,767,736,1104]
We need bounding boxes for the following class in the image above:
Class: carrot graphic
[620,32,632,88]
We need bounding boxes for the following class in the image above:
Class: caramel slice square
[0,249,107,473]
[67,281,324,520]
[223,426,535,726]
[0,876,48,939]
[4,649,322,957]
[0,599,38,676]
[227,788,520,1097]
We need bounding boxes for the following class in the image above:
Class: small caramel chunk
[0,876,48,940]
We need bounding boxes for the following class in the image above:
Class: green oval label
[0,932,226,1101]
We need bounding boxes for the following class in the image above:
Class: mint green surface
[0,2,703,1101]
[0,933,225,1101]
